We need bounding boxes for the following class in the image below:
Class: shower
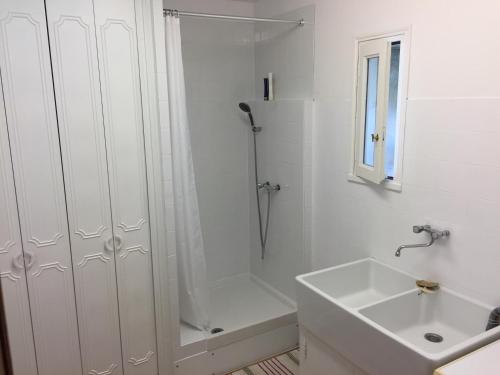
[161,5,313,368]
[239,102,280,259]
[238,102,260,132]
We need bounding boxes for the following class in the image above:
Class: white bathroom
[0,0,499,374]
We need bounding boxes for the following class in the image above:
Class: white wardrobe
[0,0,158,374]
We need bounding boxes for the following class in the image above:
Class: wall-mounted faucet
[395,225,450,257]
[258,181,281,192]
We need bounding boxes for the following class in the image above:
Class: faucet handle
[413,225,432,233]
[413,225,424,233]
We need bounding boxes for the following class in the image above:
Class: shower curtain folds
[163,14,210,331]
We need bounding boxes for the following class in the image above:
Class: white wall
[256,0,500,306]
[250,5,314,299]
[164,0,254,17]
[254,5,314,100]
[164,0,255,285]
[249,100,313,299]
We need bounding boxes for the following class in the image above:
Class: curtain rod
[163,9,305,26]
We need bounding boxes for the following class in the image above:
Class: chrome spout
[395,236,435,257]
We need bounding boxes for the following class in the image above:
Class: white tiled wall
[256,0,500,306]
[249,4,315,300]
[163,0,256,286]
[164,0,254,18]
[249,100,313,300]
[182,19,255,286]
[254,5,315,100]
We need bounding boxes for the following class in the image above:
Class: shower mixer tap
[258,181,281,192]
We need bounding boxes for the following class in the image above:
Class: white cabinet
[0,0,83,374]
[45,0,158,374]
[0,64,38,375]
[45,0,158,373]
[93,0,158,373]
[0,0,158,374]
[44,0,124,374]
[300,329,369,375]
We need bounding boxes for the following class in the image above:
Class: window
[351,32,408,188]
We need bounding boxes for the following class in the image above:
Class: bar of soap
[416,280,439,289]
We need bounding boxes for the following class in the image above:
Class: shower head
[238,102,255,127]
[239,102,251,113]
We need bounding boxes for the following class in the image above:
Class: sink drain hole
[424,332,443,343]
[210,328,224,334]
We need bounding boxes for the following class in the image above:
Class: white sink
[298,258,416,308]
[360,289,493,355]
[296,258,500,375]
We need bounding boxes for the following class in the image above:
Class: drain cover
[210,328,224,334]
[424,333,443,343]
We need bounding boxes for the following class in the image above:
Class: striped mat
[228,349,299,375]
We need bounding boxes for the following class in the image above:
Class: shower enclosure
[159,2,315,372]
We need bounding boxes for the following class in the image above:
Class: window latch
[371,133,380,142]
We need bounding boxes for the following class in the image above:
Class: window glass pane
[384,41,400,178]
[363,56,379,167]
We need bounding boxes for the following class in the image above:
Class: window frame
[348,29,411,192]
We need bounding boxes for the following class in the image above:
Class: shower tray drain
[210,328,224,334]
[424,332,443,343]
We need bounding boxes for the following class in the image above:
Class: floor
[181,273,296,346]
[228,349,299,375]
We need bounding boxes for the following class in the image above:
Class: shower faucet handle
[258,182,270,190]
[258,181,280,192]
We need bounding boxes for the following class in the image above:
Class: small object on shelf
[268,72,274,100]
[264,77,269,101]
[263,73,274,101]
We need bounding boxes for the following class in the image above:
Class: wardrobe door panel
[0,0,82,374]
[45,0,123,374]
[94,0,157,373]
[0,71,37,375]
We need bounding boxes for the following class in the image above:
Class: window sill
[347,173,402,192]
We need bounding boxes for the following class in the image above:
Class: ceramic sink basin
[298,258,416,308]
[296,258,500,375]
[360,289,493,355]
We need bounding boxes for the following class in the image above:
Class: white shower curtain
[164,14,210,331]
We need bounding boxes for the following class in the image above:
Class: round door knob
[12,254,24,270]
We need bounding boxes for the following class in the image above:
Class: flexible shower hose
[252,130,271,259]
